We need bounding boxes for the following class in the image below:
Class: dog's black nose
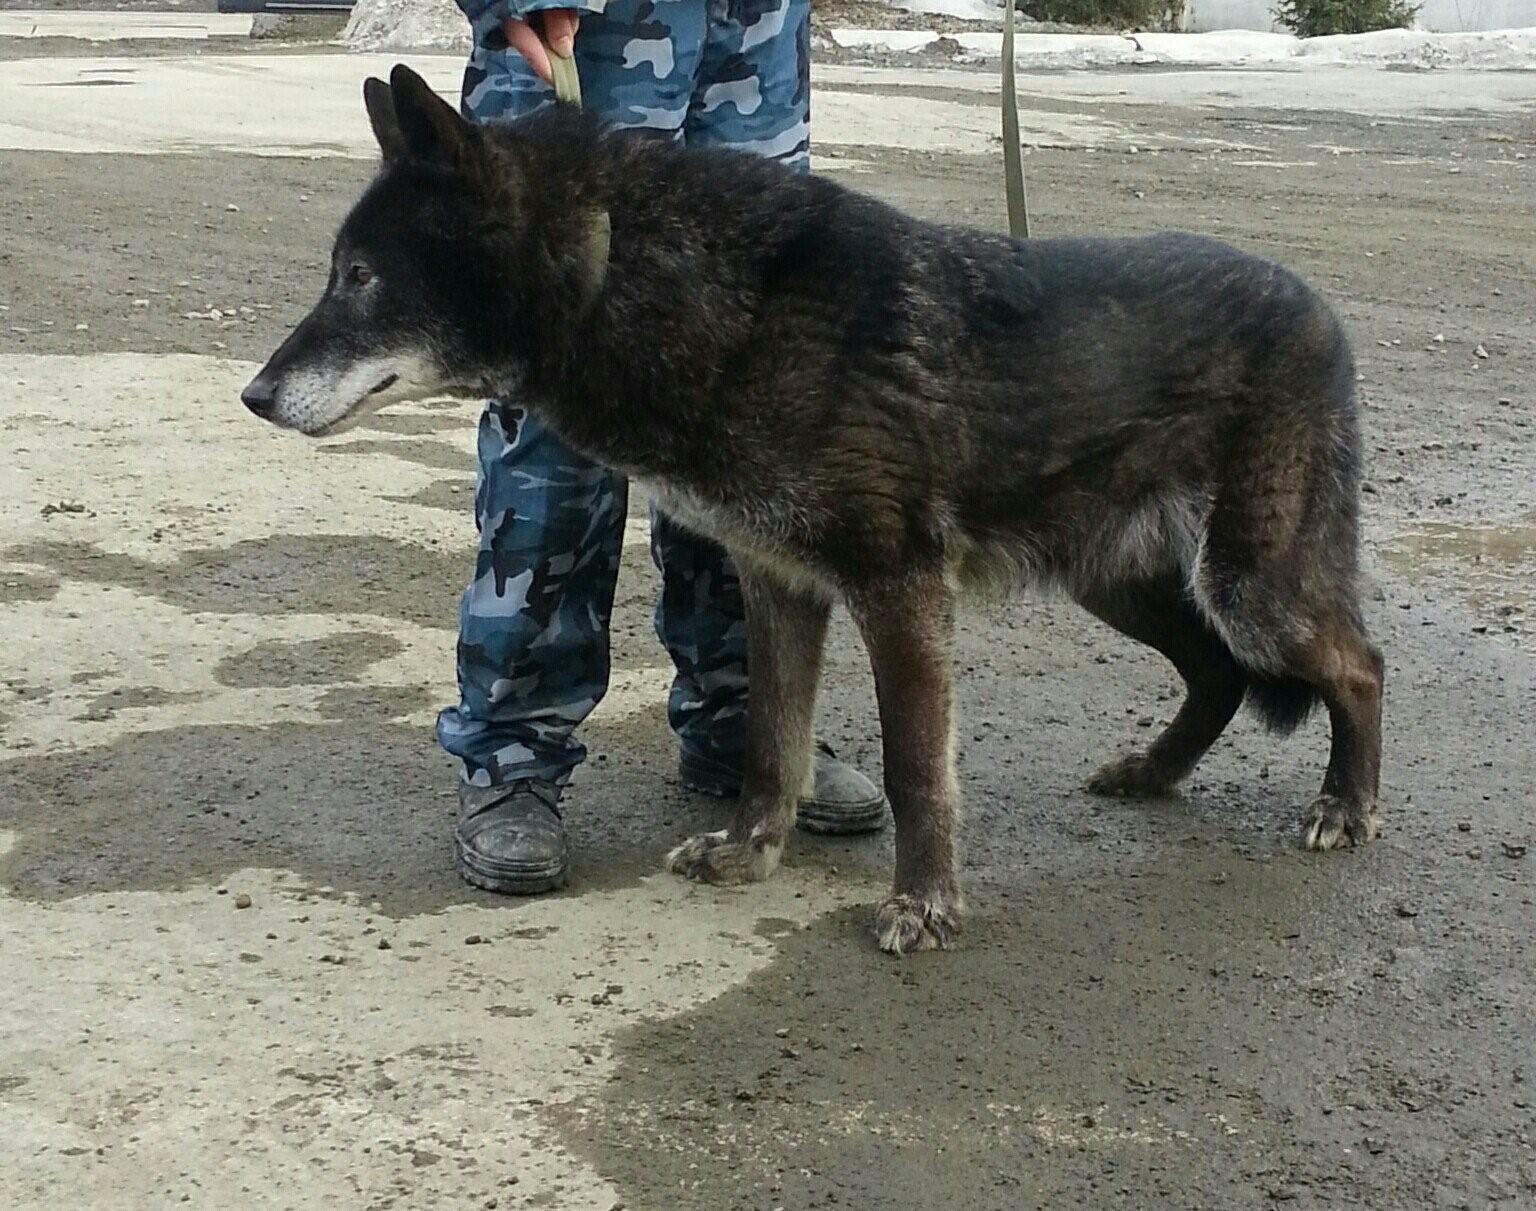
[241,376,276,418]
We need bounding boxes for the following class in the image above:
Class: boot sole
[455,851,569,896]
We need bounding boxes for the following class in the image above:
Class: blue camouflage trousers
[436,0,812,789]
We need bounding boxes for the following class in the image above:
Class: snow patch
[343,0,470,54]
[831,26,1536,70]
[888,0,1005,19]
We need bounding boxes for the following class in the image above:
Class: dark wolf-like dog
[244,66,1384,954]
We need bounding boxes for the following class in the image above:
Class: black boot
[455,780,569,894]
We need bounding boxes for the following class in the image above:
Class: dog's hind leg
[851,577,965,955]
[1077,575,1246,798]
[667,566,830,885]
[1289,611,1384,850]
[1194,398,1384,849]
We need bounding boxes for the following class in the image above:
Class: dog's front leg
[667,565,830,885]
[852,577,965,955]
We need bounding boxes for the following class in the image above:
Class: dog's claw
[1301,794,1380,851]
[875,892,963,955]
[666,830,782,884]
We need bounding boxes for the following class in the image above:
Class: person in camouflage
[440,0,886,894]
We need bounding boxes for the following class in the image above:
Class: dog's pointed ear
[388,63,475,172]
[363,77,406,162]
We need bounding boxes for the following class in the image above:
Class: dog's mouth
[307,373,403,437]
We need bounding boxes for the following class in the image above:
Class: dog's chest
[642,480,837,599]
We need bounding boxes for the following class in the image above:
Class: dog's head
[243,65,596,436]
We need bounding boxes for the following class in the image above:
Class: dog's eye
[349,265,374,286]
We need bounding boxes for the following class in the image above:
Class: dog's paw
[874,892,963,956]
[666,830,782,884]
[1085,752,1176,798]
[1301,794,1380,851]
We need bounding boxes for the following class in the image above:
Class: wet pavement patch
[7,536,470,630]
[315,683,437,721]
[0,707,684,914]
[382,478,477,515]
[0,721,460,912]
[555,846,1536,1210]
[76,685,209,721]
[214,632,405,688]
[355,410,477,438]
[319,437,475,475]
[1385,513,1534,634]
[0,569,60,604]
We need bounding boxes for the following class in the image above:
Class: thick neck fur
[479,108,825,488]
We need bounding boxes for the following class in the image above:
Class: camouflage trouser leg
[437,0,811,789]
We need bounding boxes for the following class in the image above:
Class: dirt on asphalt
[1,47,1533,1211]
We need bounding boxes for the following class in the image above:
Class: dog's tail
[1242,674,1320,736]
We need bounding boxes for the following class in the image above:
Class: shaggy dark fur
[247,67,1384,954]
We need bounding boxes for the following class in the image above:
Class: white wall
[1183,0,1536,32]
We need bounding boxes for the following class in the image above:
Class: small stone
[226,203,240,212]
[132,299,148,308]
[465,934,486,946]
[74,322,89,331]
[377,938,392,950]
[1393,903,1418,919]
[234,894,252,910]
[1432,333,1444,343]
[1457,821,1472,832]
[1502,842,1527,859]
[39,501,86,517]
[1474,344,1489,359]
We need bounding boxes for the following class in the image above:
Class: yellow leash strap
[546,41,584,107]
[1000,0,1031,238]
[541,32,612,306]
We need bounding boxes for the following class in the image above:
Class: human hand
[502,9,579,88]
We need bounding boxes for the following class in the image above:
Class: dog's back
[600,147,1359,616]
